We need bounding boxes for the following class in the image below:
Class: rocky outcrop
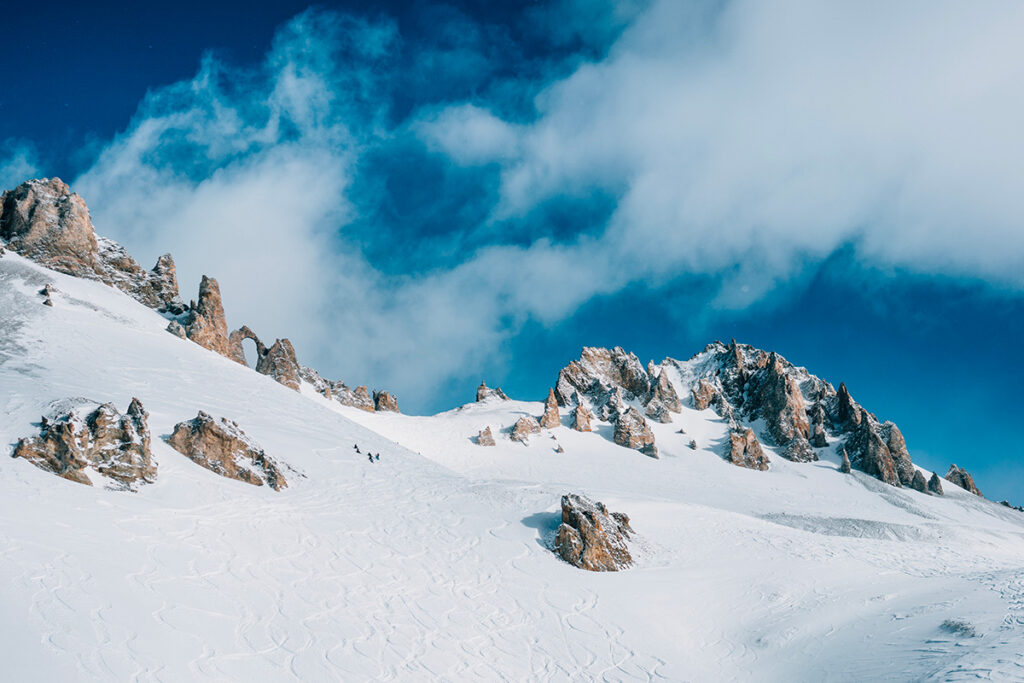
[880,422,915,487]
[945,464,983,497]
[539,388,561,428]
[179,276,246,364]
[553,493,633,572]
[255,339,301,391]
[510,416,541,443]
[910,470,928,493]
[840,448,852,473]
[571,404,592,432]
[166,412,286,490]
[476,426,495,446]
[835,382,862,430]
[727,427,770,471]
[0,178,185,313]
[613,407,657,458]
[336,384,376,412]
[555,346,650,406]
[373,391,399,413]
[928,472,944,495]
[649,366,682,413]
[809,403,829,448]
[12,397,155,490]
[847,416,900,486]
[476,382,509,402]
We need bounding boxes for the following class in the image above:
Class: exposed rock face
[374,391,399,412]
[255,339,301,391]
[553,493,633,572]
[928,472,944,495]
[12,398,155,490]
[0,178,185,313]
[338,385,376,412]
[166,320,187,339]
[539,388,561,428]
[166,412,286,490]
[836,382,862,430]
[571,404,593,432]
[476,382,509,402]
[476,426,495,446]
[847,416,900,486]
[840,448,852,473]
[555,346,650,406]
[910,470,928,493]
[809,404,829,448]
[880,422,915,487]
[727,427,770,471]
[510,416,541,443]
[613,407,657,458]
[181,276,246,364]
[649,368,682,413]
[946,464,983,497]
[743,352,815,462]
[644,401,673,423]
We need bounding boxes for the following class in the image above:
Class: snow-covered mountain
[2,178,1024,680]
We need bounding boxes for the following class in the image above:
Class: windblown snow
[2,249,1024,681]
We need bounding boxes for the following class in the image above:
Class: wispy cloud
[41,0,1024,411]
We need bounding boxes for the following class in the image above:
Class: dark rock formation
[743,352,816,462]
[945,464,983,497]
[12,397,155,490]
[476,382,509,402]
[553,493,633,571]
[910,470,928,493]
[510,416,541,443]
[476,426,495,446]
[880,422,915,487]
[613,407,657,458]
[0,178,185,313]
[649,367,682,413]
[847,417,900,486]
[571,404,593,432]
[166,412,286,490]
[727,427,770,471]
[836,382,862,430]
[373,390,399,412]
[539,388,561,428]
[809,403,829,448]
[928,472,944,495]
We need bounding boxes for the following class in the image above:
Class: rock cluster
[571,404,593,432]
[166,412,287,490]
[553,493,634,572]
[945,464,983,497]
[476,382,509,402]
[373,391,399,412]
[12,397,155,490]
[539,388,561,428]
[0,178,185,313]
[727,427,770,471]
[510,416,541,443]
[476,426,495,446]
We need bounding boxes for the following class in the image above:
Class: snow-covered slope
[3,249,1024,681]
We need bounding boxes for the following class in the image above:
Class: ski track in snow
[2,250,1024,681]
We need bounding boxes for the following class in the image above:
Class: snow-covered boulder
[727,427,770,471]
[553,493,634,572]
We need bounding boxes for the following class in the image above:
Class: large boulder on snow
[0,178,186,313]
[539,388,561,428]
[12,397,155,490]
[553,493,633,572]
[571,404,593,432]
[475,426,496,446]
[166,412,287,490]
[510,416,541,443]
[727,427,770,471]
[928,472,944,495]
[613,407,657,458]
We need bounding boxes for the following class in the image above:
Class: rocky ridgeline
[13,398,155,490]
[0,178,186,313]
[476,381,509,402]
[166,412,288,490]
[1,178,400,413]
[551,341,983,495]
[554,493,634,572]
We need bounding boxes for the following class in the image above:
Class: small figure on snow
[375,453,380,462]
[367,453,373,463]
[354,444,360,453]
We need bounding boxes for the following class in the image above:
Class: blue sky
[2,1,1022,501]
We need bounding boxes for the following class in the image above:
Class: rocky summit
[946,464,982,496]
[13,397,155,490]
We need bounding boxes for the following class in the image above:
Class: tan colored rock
[727,427,770,471]
[644,400,673,423]
[881,422,915,487]
[613,407,657,458]
[255,339,301,391]
[836,382,862,429]
[691,379,719,411]
[12,397,155,490]
[539,388,561,428]
[945,464,983,497]
[553,493,633,572]
[571,404,593,432]
[342,385,376,412]
[840,447,852,473]
[510,416,541,443]
[166,320,187,338]
[373,390,399,412]
[649,369,682,413]
[166,412,286,490]
[554,346,650,406]
[182,276,247,364]
[0,178,185,312]
[476,382,509,401]
[476,426,495,446]
[746,353,815,462]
